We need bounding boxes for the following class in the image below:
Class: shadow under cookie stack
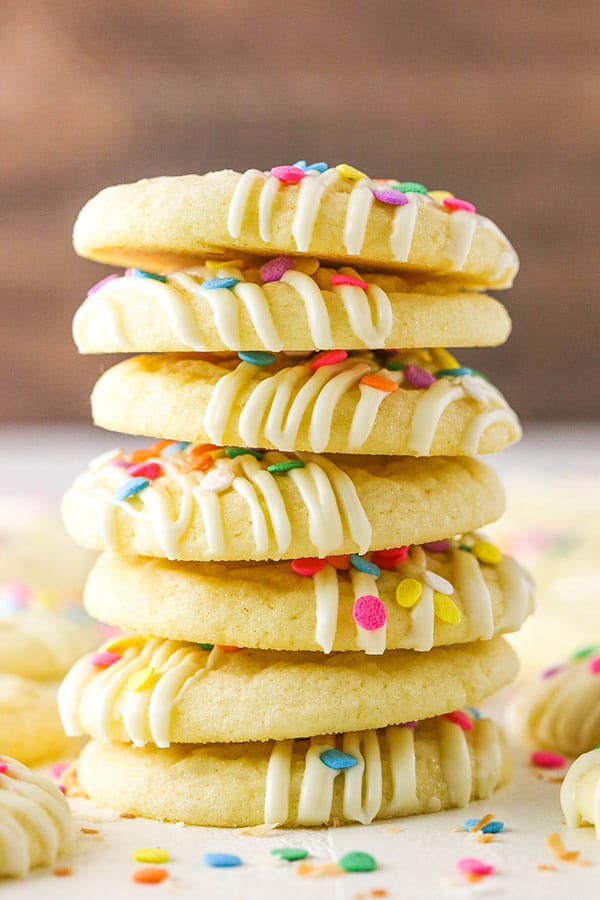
[59,161,533,828]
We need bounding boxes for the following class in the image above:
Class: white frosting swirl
[561,749,600,839]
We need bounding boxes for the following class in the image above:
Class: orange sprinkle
[131,867,169,884]
[297,862,344,877]
[360,374,399,393]
[120,811,137,819]
[81,827,99,835]
[181,453,213,473]
[326,555,352,571]
[477,834,494,844]
[546,832,580,862]
[537,864,557,872]
[465,873,483,884]
[469,813,495,832]
[54,867,73,877]
[217,645,240,652]
[129,448,158,464]
[152,439,173,453]
[190,443,219,455]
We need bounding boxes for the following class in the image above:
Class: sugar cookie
[73,167,518,288]
[85,536,533,654]
[0,756,74,877]
[62,444,504,562]
[0,676,72,765]
[75,713,511,827]
[59,635,517,746]
[73,262,512,353]
[91,352,521,456]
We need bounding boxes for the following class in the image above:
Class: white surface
[1,422,599,897]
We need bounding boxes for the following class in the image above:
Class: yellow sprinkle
[428,190,454,202]
[205,258,245,269]
[395,578,422,608]
[433,592,462,624]
[132,847,169,864]
[431,348,460,370]
[336,163,367,181]
[128,666,156,692]
[103,635,146,653]
[472,540,502,565]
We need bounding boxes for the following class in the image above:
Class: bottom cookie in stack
[60,634,517,826]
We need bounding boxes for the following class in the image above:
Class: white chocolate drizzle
[69,449,371,561]
[58,638,224,748]
[263,717,503,826]
[0,757,74,877]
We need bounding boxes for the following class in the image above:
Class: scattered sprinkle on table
[465,814,504,834]
[338,851,377,873]
[53,867,73,877]
[456,857,494,877]
[203,852,242,868]
[546,832,582,862]
[271,847,309,861]
[80,827,100,835]
[297,861,344,877]
[133,847,170,864]
[131,867,169,884]
[531,750,566,769]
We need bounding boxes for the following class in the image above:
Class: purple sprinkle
[87,274,119,296]
[260,256,293,283]
[404,365,436,389]
[423,540,452,552]
[401,721,419,729]
[372,188,409,206]
[542,664,566,680]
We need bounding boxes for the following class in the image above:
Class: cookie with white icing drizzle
[61,443,504,562]
[0,675,74,765]
[91,351,521,457]
[84,535,533,654]
[75,712,510,827]
[506,646,600,758]
[561,748,600,839]
[58,633,517,746]
[73,262,512,353]
[73,167,518,288]
[0,756,74,877]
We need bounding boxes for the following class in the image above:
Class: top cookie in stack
[60,162,530,829]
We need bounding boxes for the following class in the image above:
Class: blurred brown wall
[1,0,599,422]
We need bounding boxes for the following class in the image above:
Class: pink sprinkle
[0,763,8,774]
[404,364,436,389]
[51,762,69,780]
[422,540,452,552]
[353,594,387,631]
[58,785,67,794]
[330,274,369,290]
[87,274,119,296]
[111,458,131,468]
[372,188,409,206]
[542,664,565,680]
[443,197,476,214]
[374,546,409,560]
[445,710,473,731]
[588,655,600,674]
[270,165,306,183]
[530,750,567,769]
[291,558,327,577]
[260,256,293,283]
[310,349,348,371]
[90,651,121,668]
[456,858,494,877]
[127,462,163,480]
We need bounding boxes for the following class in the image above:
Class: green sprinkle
[267,460,306,474]
[224,447,264,460]
[198,643,214,651]
[573,645,598,660]
[338,851,376,873]
[394,181,428,194]
[458,544,473,553]
[385,360,406,371]
[131,269,168,282]
[271,847,308,862]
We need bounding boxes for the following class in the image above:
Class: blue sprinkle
[238,351,276,367]
[202,277,240,290]
[434,367,476,379]
[203,853,242,868]
[350,554,381,578]
[293,159,307,169]
[465,706,481,720]
[114,477,150,501]
[464,818,504,834]
[293,160,329,173]
[319,748,357,770]
[130,269,167,283]
[163,441,191,455]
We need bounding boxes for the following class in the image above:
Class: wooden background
[2,0,599,422]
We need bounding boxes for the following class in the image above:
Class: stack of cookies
[59,162,533,827]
